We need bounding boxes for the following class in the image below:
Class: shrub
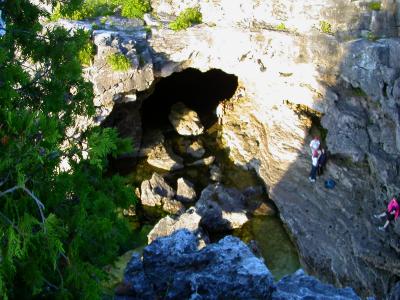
[79,41,96,66]
[107,53,131,71]
[369,2,381,10]
[121,0,152,18]
[319,20,332,34]
[275,22,287,31]
[169,7,202,31]
[50,0,152,21]
[50,0,115,21]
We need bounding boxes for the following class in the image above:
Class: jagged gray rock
[120,229,274,300]
[117,230,361,300]
[272,269,361,300]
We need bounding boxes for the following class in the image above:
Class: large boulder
[168,102,204,136]
[120,229,274,299]
[195,183,248,232]
[272,269,360,300]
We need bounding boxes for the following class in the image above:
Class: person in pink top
[374,198,400,231]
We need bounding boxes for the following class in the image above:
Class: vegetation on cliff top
[0,0,136,298]
[169,7,202,31]
[51,0,151,21]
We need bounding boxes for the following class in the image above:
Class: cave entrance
[115,67,300,280]
[140,68,238,131]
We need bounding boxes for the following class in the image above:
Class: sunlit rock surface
[168,102,205,136]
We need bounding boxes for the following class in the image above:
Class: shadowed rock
[120,229,274,300]
[187,140,206,158]
[272,269,360,300]
[196,183,248,232]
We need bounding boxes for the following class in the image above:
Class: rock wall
[59,0,400,298]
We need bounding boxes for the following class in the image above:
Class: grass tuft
[106,53,131,71]
[169,7,202,31]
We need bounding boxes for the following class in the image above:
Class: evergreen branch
[0,27,51,41]
[43,278,59,290]
[0,174,10,187]
[21,187,46,227]
[0,186,20,197]
[0,185,46,229]
[0,211,20,233]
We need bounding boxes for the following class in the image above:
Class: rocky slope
[57,0,400,298]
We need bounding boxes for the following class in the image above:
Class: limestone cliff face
[61,0,400,298]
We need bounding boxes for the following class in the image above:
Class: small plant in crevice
[368,1,381,11]
[169,7,202,31]
[107,53,131,71]
[352,87,367,97]
[319,20,333,34]
[366,32,379,41]
[275,22,287,31]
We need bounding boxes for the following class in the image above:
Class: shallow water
[233,215,300,280]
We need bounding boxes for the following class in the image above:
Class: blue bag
[325,179,336,189]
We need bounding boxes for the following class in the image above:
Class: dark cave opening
[140,68,238,131]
